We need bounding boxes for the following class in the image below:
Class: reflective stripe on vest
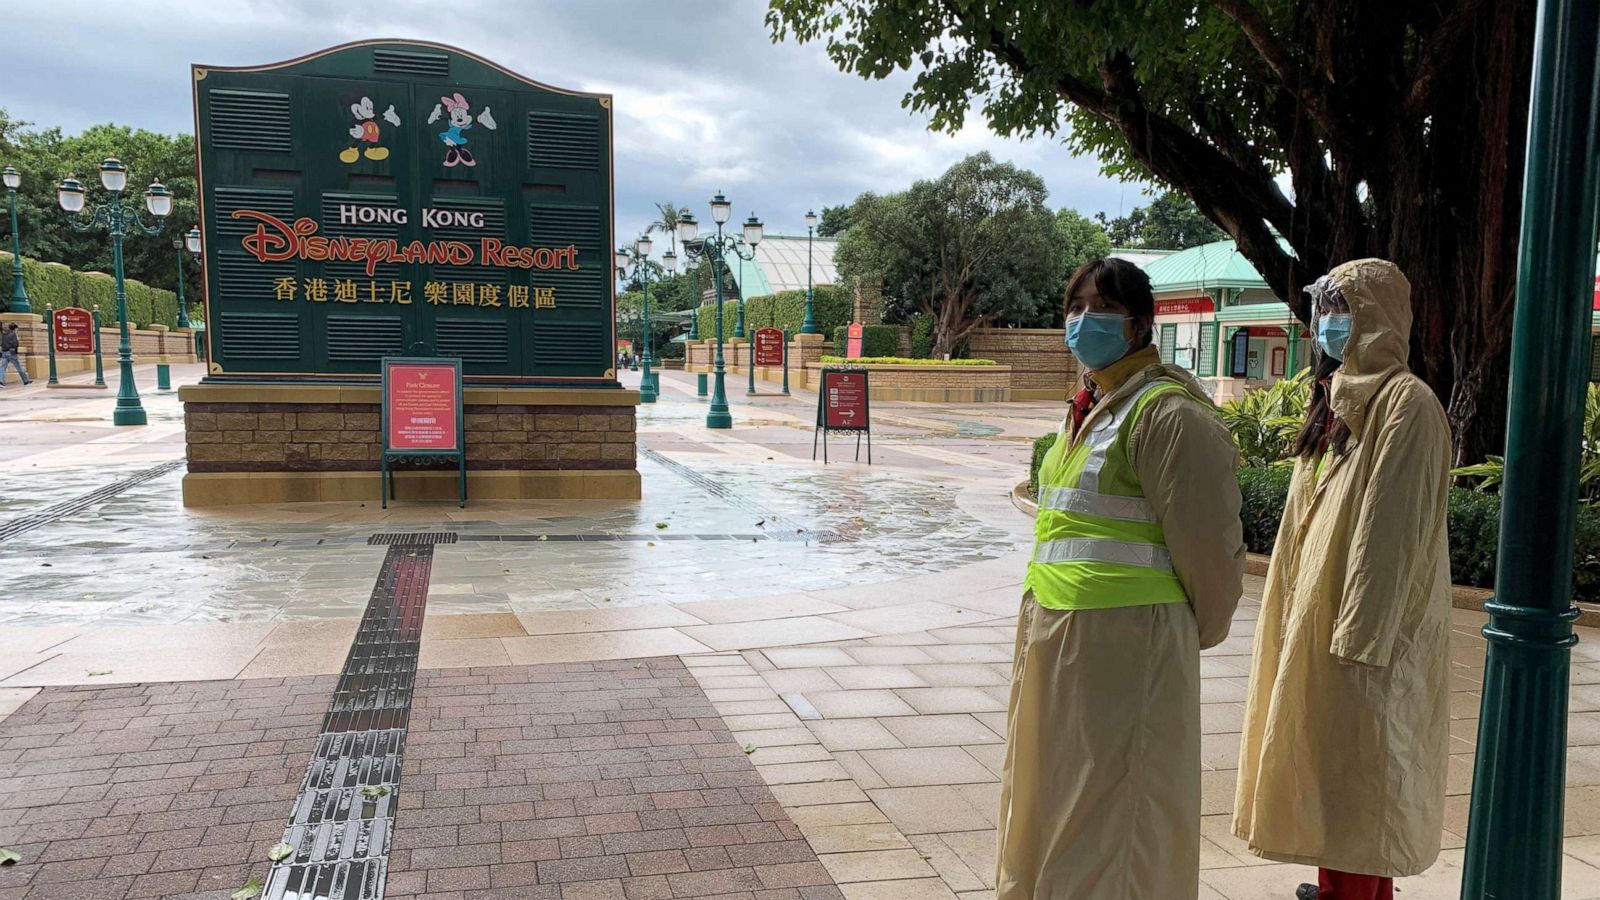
[1026,378,1194,611]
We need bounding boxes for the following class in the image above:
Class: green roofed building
[719,234,838,301]
[1143,238,1303,402]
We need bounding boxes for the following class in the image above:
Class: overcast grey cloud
[1,0,1144,256]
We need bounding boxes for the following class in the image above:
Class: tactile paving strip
[0,458,185,542]
[263,541,436,900]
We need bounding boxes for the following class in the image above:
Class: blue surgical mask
[1317,314,1353,362]
[1066,312,1131,371]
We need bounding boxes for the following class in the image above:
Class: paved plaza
[1,364,1599,898]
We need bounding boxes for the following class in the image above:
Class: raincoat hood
[1327,258,1412,439]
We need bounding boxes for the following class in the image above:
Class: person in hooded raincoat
[1233,259,1451,900]
[997,257,1245,899]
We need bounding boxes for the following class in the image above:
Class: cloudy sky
[4,0,1144,255]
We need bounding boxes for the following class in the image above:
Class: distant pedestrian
[996,257,1245,899]
[0,323,31,386]
[1233,260,1451,900]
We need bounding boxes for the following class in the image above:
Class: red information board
[385,362,460,451]
[754,327,785,367]
[845,322,864,358]
[822,370,869,430]
[52,307,94,354]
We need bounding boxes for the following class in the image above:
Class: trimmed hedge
[1029,431,1600,601]
[909,313,935,359]
[1,251,178,328]
[830,325,902,358]
[693,285,853,342]
[819,355,997,366]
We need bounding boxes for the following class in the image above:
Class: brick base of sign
[179,383,640,506]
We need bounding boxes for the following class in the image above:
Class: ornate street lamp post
[680,192,761,429]
[616,235,663,403]
[683,231,707,398]
[57,158,171,426]
[175,226,200,329]
[3,166,31,314]
[802,208,819,335]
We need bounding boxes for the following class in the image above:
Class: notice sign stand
[46,306,107,390]
[813,367,872,464]
[381,357,466,508]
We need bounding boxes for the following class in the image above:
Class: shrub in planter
[1237,466,1292,554]
[1030,432,1059,497]
[909,313,935,359]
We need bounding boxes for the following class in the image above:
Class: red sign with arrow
[823,370,869,429]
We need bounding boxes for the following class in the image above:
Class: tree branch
[1210,0,1355,159]
[1403,0,1487,117]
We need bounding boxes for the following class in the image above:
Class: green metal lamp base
[113,404,148,426]
[640,382,657,403]
[706,409,731,429]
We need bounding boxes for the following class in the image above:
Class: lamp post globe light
[174,226,201,330]
[57,158,171,426]
[617,236,660,403]
[744,213,764,396]
[802,208,819,335]
[3,165,32,315]
[680,192,760,429]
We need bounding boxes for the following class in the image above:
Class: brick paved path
[0,659,842,900]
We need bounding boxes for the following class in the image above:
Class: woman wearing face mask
[1233,259,1451,900]
[996,257,1246,899]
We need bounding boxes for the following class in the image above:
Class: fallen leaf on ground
[742,744,756,755]
[654,522,669,530]
[267,842,293,862]
[231,877,262,900]
[360,785,389,799]
[537,534,548,542]
[647,542,655,547]
[87,670,111,677]
[0,848,20,866]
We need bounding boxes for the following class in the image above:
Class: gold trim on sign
[194,68,207,81]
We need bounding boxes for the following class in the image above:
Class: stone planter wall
[803,362,1011,403]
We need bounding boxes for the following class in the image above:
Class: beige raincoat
[998,347,1246,899]
[1233,259,1452,877]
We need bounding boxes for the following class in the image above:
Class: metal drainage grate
[0,459,185,542]
[263,543,433,899]
[367,532,458,546]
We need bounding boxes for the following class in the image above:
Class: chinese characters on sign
[52,307,95,354]
[385,362,460,452]
[269,278,557,310]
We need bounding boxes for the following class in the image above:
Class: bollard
[697,372,707,398]
[156,363,171,391]
[46,305,59,386]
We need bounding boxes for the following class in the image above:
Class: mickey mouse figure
[340,96,401,164]
[427,93,497,167]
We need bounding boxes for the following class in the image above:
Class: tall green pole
[690,263,707,398]
[91,307,105,387]
[109,212,147,426]
[45,305,58,386]
[5,179,31,315]
[734,257,746,339]
[802,223,817,335]
[707,232,732,429]
[174,240,190,329]
[1460,1,1598,896]
[640,267,657,403]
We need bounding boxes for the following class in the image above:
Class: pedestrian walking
[0,323,32,386]
[996,257,1246,899]
[1233,259,1451,900]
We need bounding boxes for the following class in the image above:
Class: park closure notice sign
[52,308,94,354]
[814,367,872,464]
[193,39,615,383]
[380,356,466,507]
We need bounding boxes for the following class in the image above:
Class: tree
[836,152,1066,358]
[768,1,1534,464]
[1096,192,1226,250]
[646,202,684,254]
[1056,208,1113,275]
[816,204,852,237]
[0,110,199,309]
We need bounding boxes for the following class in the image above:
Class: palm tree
[647,202,683,255]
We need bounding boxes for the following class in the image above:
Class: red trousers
[1319,868,1394,900]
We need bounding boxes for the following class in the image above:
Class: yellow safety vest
[1026,378,1198,610]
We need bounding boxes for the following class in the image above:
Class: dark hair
[1292,352,1352,458]
[1064,257,1155,347]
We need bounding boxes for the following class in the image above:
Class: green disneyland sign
[192,40,616,383]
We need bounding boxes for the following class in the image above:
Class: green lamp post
[680,192,761,429]
[801,208,819,335]
[175,226,200,329]
[1460,0,1598,896]
[616,235,661,403]
[57,159,171,426]
[3,166,31,315]
[684,238,708,398]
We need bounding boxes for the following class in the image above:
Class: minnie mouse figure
[427,93,497,167]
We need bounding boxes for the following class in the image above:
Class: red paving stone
[0,657,843,900]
